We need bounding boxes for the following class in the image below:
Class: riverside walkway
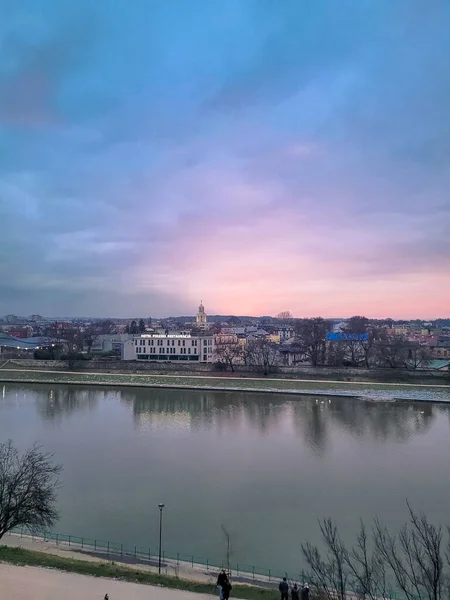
[0,562,217,600]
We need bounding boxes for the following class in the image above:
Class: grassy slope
[0,546,277,600]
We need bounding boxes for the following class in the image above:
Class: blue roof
[0,332,42,349]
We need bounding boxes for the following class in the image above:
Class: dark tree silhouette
[0,440,62,540]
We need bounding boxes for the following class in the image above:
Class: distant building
[4,326,33,339]
[90,333,135,352]
[196,301,207,327]
[4,315,18,323]
[122,331,215,362]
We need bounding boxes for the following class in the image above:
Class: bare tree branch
[0,440,62,539]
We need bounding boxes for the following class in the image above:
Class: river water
[1,382,450,575]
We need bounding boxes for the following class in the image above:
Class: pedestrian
[291,583,299,600]
[301,584,309,600]
[217,569,228,600]
[222,578,233,600]
[104,595,109,600]
[279,577,289,600]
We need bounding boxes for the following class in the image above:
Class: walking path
[0,562,217,600]
[3,532,280,588]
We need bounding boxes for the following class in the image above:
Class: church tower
[196,301,207,325]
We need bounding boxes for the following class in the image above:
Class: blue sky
[1,0,449,318]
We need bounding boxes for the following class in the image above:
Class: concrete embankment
[0,368,449,402]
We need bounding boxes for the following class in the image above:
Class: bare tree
[295,318,330,367]
[277,311,294,321]
[82,324,101,356]
[302,504,446,600]
[374,503,444,600]
[0,440,62,540]
[246,338,279,375]
[214,342,242,372]
[345,521,391,600]
[302,518,348,600]
[407,344,432,371]
[55,323,85,370]
[373,335,410,369]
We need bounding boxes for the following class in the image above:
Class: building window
[178,340,181,346]
[188,348,191,354]
[135,340,137,346]
[151,339,154,346]
[172,340,175,346]
[203,355,207,361]
[182,340,185,347]
[204,340,207,346]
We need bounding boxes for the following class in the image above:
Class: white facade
[122,332,215,363]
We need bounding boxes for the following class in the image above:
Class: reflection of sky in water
[0,383,450,575]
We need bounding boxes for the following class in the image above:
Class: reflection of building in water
[119,388,287,433]
[36,387,101,422]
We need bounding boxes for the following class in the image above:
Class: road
[0,563,217,600]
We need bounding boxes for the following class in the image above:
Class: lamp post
[158,503,165,574]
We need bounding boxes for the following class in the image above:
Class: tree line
[215,316,433,373]
[295,316,432,369]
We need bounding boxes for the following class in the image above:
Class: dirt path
[0,562,217,600]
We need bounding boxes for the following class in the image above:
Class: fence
[8,527,410,600]
[9,526,306,585]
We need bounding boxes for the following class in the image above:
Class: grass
[0,546,278,600]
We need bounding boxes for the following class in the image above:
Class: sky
[1,0,449,319]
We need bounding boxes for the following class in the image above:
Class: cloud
[0,0,449,318]
[0,6,97,126]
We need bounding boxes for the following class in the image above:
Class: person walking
[279,577,289,600]
[291,583,299,600]
[217,569,228,600]
[301,584,309,600]
[222,577,233,600]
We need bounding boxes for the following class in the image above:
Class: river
[1,382,450,576]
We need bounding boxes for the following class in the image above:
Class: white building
[122,331,215,363]
[91,333,135,352]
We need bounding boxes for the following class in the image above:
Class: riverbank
[1,368,450,401]
[1,534,278,599]
[3,358,449,385]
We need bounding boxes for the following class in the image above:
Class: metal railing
[7,527,407,599]
[8,526,307,585]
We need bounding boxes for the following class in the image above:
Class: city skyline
[1,1,449,318]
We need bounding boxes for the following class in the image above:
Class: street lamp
[158,503,165,574]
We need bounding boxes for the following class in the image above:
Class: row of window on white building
[135,338,212,347]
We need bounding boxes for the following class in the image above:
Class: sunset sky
[1,1,449,318]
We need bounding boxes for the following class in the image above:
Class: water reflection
[119,388,446,450]
[34,386,100,423]
[4,382,447,449]
[2,382,450,574]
